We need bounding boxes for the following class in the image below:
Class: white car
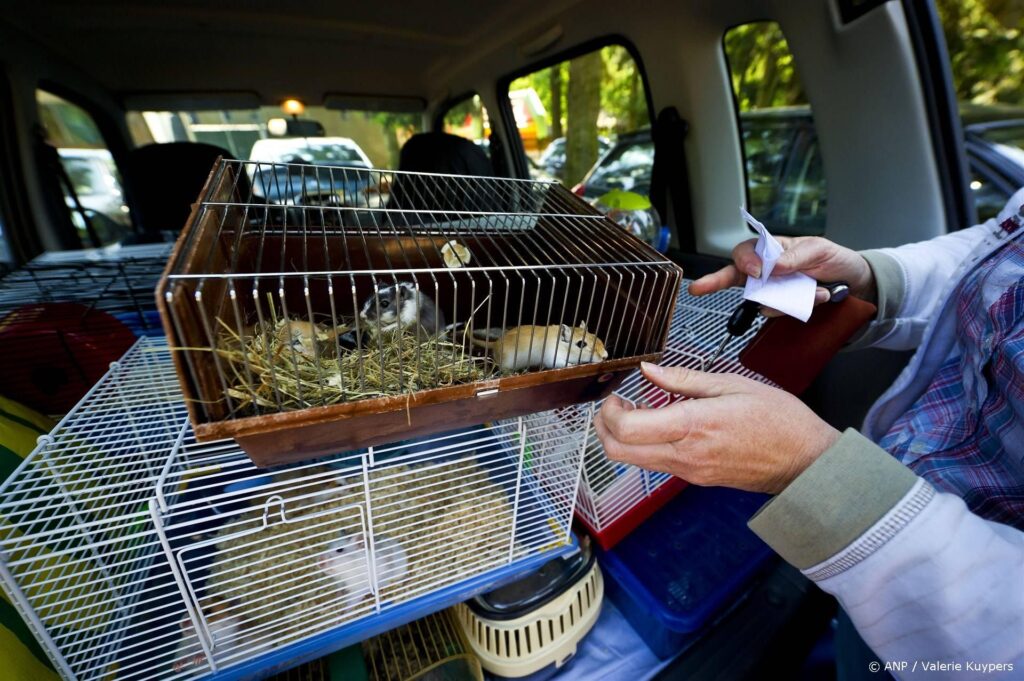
[247,137,375,205]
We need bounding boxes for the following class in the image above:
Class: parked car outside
[57,148,131,225]
[572,129,652,202]
[536,135,612,180]
[56,148,133,245]
[247,136,377,206]
[573,107,1024,236]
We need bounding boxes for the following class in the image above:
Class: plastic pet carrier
[452,536,602,679]
[157,160,683,465]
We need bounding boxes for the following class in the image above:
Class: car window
[127,105,422,170]
[969,168,1011,222]
[440,94,491,157]
[37,89,133,247]
[576,135,652,201]
[505,44,651,192]
[724,23,826,237]
[938,2,1024,222]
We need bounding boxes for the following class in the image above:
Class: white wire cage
[0,337,591,681]
[157,159,683,465]
[574,282,775,549]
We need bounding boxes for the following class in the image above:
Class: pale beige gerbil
[275,320,342,357]
[470,322,608,372]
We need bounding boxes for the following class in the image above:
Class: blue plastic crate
[597,485,774,659]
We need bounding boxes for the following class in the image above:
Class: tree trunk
[550,65,563,140]
[564,51,603,187]
[626,68,642,132]
[755,45,780,109]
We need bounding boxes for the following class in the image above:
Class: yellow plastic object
[595,189,651,211]
[452,562,603,678]
[0,396,59,679]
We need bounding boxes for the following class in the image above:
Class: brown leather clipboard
[738,296,878,395]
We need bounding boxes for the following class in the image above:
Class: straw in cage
[207,304,497,415]
[192,458,519,660]
[360,609,482,681]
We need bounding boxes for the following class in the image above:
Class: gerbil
[359,282,445,337]
[317,531,409,613]
[470,322,608,372]
[276,320,337,357]
[171,600,245,673]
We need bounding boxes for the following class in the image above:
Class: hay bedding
[211,314,496,414]
[203,457,518,649]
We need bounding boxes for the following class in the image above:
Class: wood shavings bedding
[200,457,518,652]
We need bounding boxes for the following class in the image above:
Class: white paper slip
[740,208,817,322]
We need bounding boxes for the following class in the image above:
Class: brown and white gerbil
[470,322,608,372]
[359,282,446,338]
[275,320,340,358]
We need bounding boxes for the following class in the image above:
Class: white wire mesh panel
[575,282,775,545]
[0,338,186,681]
[151,407,587,677]
[0,337,588,680]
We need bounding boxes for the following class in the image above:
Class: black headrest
[125,142,239,237]
[397,132,493,177]
[389,133,498,217]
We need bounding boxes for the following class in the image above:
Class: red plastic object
[0,303,136,414]
[576,476,688,551]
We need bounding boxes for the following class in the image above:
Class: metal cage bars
[0,337,590,681]
[160,159,681,428]
[574,282,773,536]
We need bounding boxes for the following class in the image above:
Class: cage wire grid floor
[0,337,587,681]
[0,243,172,333]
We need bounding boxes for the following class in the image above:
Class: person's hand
[593,363,840,494]
[688,236,876,314]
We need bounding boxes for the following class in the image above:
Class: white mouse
[317,531,409,614]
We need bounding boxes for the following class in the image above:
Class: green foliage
[724,23,806,111]
[601,46,648,132]
[510,45,649,140]
[938,0,1024,105]
[724,6,1024,111]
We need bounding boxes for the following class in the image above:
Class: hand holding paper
[740,208,817,322]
